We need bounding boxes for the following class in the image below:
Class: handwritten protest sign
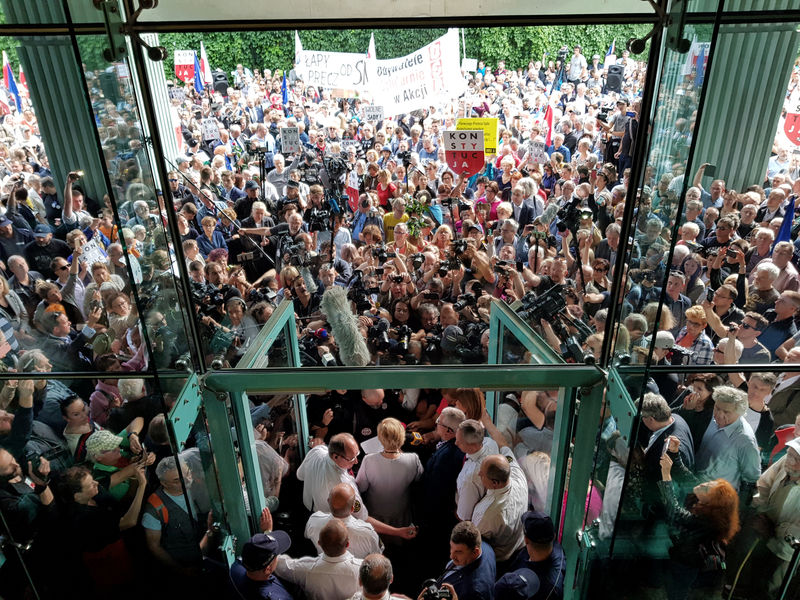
[443,130,484,176]
[294,32,369,93]
[280,127,301,154]
[77,238,107,267]
[361,105,384,122]
[200,118,220,141]
[456,117,498,155]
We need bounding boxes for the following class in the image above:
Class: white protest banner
[200,118,220,141]
[461,58,478,72]
[368,28,467,116]
[77,238,106,266]
[174,50,195,83]
[443,130,484,176]
[294,31,369,93]
[361,105,384,122]
[280,127,302,154]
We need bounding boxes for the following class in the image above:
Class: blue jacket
[441,542,496,600]
[510,542,566,600]
[421,439,465,525]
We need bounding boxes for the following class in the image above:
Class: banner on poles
[443,130,484,176]
[784,87,800,146]
[294,32,369,93]
[368,29,466,115]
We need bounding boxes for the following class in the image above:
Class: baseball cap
[244,180,259,191]
[467,223,484,234]
[250,404,271,426]
[645,330,675,350]
[85,430,123,462]
[287,180,300,189]
[0,217,12,228]
[33,224,52,238]
[495,569,540,600]
[382,145,391,152]
[441,325,467,353]
[521,511,555,543]
[241,531,292,571]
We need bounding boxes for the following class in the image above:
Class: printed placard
[279,127,302,154]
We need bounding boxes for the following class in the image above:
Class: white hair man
[695,386,760,497]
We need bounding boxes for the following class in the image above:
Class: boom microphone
[539,201,560,227]
[320,286,371,366]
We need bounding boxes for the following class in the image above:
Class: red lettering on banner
[428,41,444,93]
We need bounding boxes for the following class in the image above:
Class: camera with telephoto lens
[516,285,567,323]
[371,245,397,263]
[309,207,332,232]
[248,285,278,305]
[667,345,694,365]
[453,293,477,311]
[494,260,513,274]
[347,271,379,313]
[421,579,452,600]
[451,239,469,257]
[287,243,319,268]
[439,256,461,277]
[410,253,425,270]
[396,150,412,166]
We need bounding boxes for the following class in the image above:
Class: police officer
[231,527,295,600]
[508,512,566,600]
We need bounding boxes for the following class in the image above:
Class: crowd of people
[0,41,799,600]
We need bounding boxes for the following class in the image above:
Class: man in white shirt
[455,419,498,521]
[297,433,417,540]
[276,519,362,600]
[305,483,382,559]
[471,414,528,562]
[349,554,409,600]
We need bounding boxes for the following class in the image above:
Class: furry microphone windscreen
[320,286,371,367]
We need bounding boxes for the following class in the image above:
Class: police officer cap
[521,511,555,543]
[241,531,292,571]
[287,180,300,189]
[495,568,540,600]
[244,180,259,191]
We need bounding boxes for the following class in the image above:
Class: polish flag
[18,64,28,97]
[199,41,213,85]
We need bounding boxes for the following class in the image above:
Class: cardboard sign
[174,50,195,83]
[77,238,107,266]
[279,127,302,154]
[785,87,800,146]
[200,118,220,141]
[461,58,478,72]
[168,87,186,101]
[443,130,484,176]
[361,105,384,123]
[456,117,498,155]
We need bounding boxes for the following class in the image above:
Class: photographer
[351,194,384,243]
[425,521,495,600]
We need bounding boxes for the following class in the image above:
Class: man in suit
[766,347,800,428]
[593,223,621,267]
[510,187,536,229]
[436,521,496,600]
[638,392,694,517]
[39,309,101,373]
[417,407,467,570]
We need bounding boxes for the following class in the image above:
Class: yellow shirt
[382,213,409,243]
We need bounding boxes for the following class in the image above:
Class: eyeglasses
[336,453,359,464]
[740,322,754,330]
[436,421,455,434]
[56,265,69,271]
[594,266,608,272]
[168,178,178,182]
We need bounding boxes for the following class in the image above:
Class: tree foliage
[158,25,653,81]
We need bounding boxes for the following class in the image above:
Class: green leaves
[156,25,654,83]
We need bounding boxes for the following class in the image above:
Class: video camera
[556,195,592,234]
[347,271,379,313]
[516,285,567,323]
